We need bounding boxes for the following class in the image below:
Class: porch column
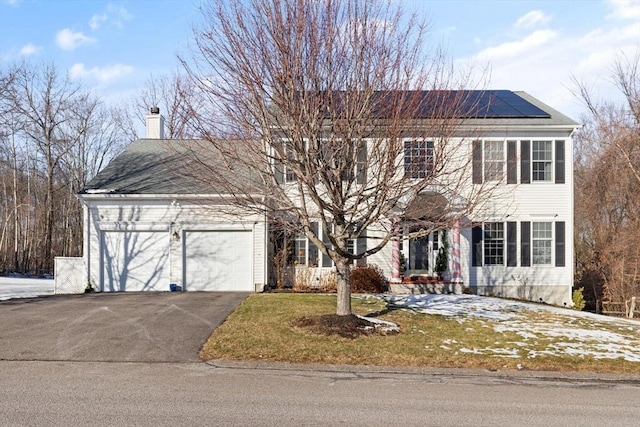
[391,239,401,282]
[451,220,463,292]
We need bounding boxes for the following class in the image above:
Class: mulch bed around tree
[290,314,395,339]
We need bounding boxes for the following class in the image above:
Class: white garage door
[184,230,253,291]
[101,231,170,292]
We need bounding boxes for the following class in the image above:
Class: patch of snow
[355,314,400,334]
[375,294,640,363]
[0,277,55,301]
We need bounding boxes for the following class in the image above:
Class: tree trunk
[335,256,352,316]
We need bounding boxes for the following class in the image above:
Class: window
[293,233,307,265]
[532,141,552,181]
[484,141,504,181]
[404,140,434,179]
[483,222,504,265]
[532,222,552,265]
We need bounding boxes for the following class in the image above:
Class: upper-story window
[474,139,565,185]
[532,141,553,182]
[483,141,504,181]
[404,140,434,179]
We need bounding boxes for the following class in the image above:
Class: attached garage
[101,230,170,292]
[79,126,268,294]
[183,230,254,291]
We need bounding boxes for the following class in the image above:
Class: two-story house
[77,90,577,306]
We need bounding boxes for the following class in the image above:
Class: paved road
[1,361,639,426]
[0,292,249,362]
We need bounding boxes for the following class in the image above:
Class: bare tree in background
[0,62,127,273]
[573,51,640,308]
[183,0,492,315]
[129,72,203,139]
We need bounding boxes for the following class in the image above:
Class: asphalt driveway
[0,292,249,363]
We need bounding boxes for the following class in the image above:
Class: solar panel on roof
[454,90,551,118]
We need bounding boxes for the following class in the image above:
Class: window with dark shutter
[322,224,333,267]
[521,221,531,266]
[521,140,530,184]
[555,222,565,267]
[507,140,517,184]
[472,226,483,266]
[555,140,565,184]
[356,230,367,266]
[356,141,367,184]
[308,223,319,267]
[472,140,482,184]
[507,221,517,266]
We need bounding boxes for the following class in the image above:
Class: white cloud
[514,10,550,28]
[89,4,133,31]
[474,30,557,61]
[69,63,134,84]
[89,13,108,30]
[55,28,96,50]
[5,0,21,6]
[108,4,133,28]
[20,43,41,56]
[606,0,640,20]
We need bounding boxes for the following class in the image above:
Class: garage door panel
[102,231,169,292]
[185,231,253,291]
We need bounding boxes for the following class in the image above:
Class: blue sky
[1,0,639,121]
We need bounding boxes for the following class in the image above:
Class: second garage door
[184,230,253,291]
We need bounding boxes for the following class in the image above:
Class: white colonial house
[76,91,578,306]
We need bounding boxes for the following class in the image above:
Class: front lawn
[200,293,640,374]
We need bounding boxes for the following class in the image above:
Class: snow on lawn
[0,276,55,301]
[380,294,640,363]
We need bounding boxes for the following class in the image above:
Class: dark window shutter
[521,221,531,267]
[507,221,517,266]
[356,230,367,266]
[555,140,565,184]
[472,140,483,184]
[472,226,483,267]
[521,140,530,184]
[274,142,284,184]
[555,221,566,267]
[356,141,367,184]
[322,224,333,267]
[507,140,517,184]
[308,223,319,267]
[274,162,284,185]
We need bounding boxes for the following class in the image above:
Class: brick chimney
[145,106,165,139]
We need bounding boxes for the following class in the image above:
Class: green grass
[200,293,640,374]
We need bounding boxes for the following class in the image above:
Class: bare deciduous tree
[0,62,127,274]
[129,72,203,139]
[573,51,640,308]
[182,0,492,315]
